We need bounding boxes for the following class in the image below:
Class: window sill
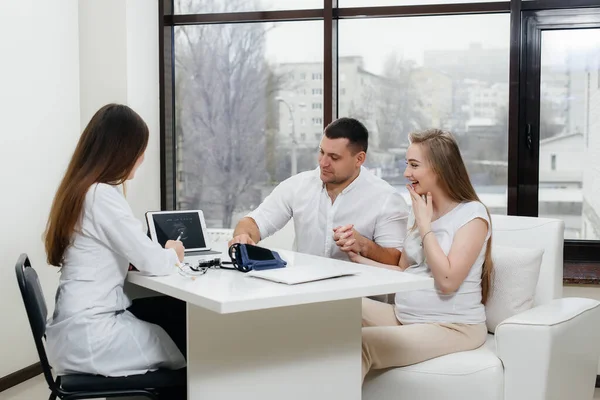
[564,262,600,285]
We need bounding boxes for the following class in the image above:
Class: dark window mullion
[160,0,176,210]
[519,13,542,217]
[167,9,324,25]
[324,0,335,127]
[507,0,522,215]
[337,2,510,18]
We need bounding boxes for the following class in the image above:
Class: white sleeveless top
[394,201,490,325]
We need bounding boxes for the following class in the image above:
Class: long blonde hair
[409,129,494,304]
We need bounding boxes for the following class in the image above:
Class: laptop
[146,210,222,263]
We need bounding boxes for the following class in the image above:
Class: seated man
[229,117,409,265]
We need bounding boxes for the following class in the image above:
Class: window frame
[518,6,600,263]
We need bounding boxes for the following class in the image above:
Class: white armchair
[363,215,600,400]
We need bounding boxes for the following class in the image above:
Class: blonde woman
[343,129,493,381]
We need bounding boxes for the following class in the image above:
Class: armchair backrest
[490,214,564,305]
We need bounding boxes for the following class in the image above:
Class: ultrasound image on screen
[152,212,206,249]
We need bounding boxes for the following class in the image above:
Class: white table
[127,247,433,400]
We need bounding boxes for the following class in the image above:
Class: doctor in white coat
[44,104,187,396]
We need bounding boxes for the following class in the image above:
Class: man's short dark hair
[324,117,368,154]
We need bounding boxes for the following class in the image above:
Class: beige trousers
[362,297,488,381]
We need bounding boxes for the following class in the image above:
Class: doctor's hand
[333,224,365,255]
[165,240,185,262]
[228,233,256,247]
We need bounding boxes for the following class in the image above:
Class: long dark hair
[44,104,149,266]
[409,129,494,304]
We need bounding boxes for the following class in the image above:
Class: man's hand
[228,233,256,247]
[335,224,401,266]
[333,224,365,255]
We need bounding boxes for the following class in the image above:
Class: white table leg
[187,298,362,400]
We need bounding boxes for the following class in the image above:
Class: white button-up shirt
[248,167,409,261]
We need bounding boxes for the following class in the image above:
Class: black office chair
[15,253,186,400]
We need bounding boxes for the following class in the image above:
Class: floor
[0,374,137,400]
[1,374,600,399]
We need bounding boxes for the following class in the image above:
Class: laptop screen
[151,212,207,250]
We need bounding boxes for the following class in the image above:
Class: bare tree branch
[175,7,278,227]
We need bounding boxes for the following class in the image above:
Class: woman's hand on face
[406,184,433,235]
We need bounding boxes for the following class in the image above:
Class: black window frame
[518,5,600,263]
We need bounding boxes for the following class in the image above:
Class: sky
[175,1,512,74]
[264,14,510,75]
[541,29,600,68]
[262,12,600,74]
[175,1,599,76]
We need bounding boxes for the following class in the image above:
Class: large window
[161,0,600,267]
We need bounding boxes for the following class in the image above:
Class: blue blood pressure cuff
[228,243,287,273]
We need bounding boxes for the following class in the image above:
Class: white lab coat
[46,183,186,377]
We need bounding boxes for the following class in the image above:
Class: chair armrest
[495,298,600,400]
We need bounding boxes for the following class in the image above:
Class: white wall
[124,0,162,221]
[78,0,128,127]
[0,0,160,378]
[78,0,161,221]
[0,0,80,377]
